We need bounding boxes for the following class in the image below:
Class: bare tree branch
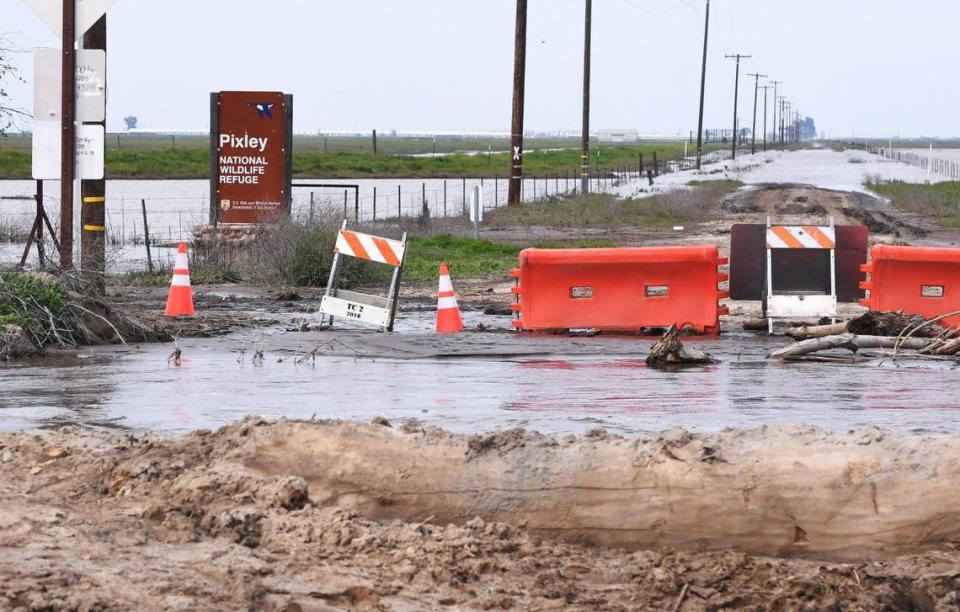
[0,32,31,135]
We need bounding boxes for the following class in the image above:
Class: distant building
[597,129,638,143]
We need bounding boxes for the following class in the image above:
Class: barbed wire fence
[872,147,960,181]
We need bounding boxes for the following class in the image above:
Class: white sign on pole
[32,122,105,180]
[21,0,116,40]
[34,48,106,123]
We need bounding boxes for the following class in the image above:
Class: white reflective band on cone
[437,296,458,309]
[171,274,191,287]
[174,253,189,269]
[438,275,454,292]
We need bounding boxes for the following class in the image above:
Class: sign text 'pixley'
[219,133,269,152]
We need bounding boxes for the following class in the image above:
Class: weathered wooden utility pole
[769,80,782,148]
[725,53,750,160]
[507,0,528,205]
[580,0,592,194]
[80,15,106,292]
[747,72,766,155]
[694,0,710,170]
[60,0,77,270]
[759,85,772,151]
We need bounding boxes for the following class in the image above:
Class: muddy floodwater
[1,310,957,435]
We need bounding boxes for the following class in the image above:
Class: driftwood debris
[785,311,946,341]
[848,311,940,338]
[785,321,848,340]
[769,334,932,359]
[646,324,717,366]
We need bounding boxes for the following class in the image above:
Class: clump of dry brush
[0,272,164,359]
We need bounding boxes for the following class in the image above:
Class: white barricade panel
[768,294,838,319]
[320,295,391,328]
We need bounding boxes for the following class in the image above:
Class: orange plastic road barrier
[860,245,960,327]
[164,241,195,317]
[436,262,464,333]
[511,246,729,334]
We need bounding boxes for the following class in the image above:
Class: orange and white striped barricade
[319,221,408,331]
[765,218,837,332]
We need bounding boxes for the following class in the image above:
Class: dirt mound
[2,419,960,610]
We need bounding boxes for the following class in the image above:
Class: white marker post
[470,185,483,240]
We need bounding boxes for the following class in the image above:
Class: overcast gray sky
[3,0,958,137]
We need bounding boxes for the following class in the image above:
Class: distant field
[825,138,960,151]
[0,135,717,179]
[0,132,697,155]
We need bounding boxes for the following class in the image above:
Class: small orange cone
[164,241,195,317]
[436,262,463,333]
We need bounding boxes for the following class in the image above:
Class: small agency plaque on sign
[214,91,289,224]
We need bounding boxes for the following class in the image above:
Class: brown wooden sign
[210,91,292,224]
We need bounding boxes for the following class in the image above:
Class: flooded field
[2,309,956,436]
[0,176,604,270]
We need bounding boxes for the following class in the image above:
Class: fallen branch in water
[646,324,717,366]
[785,321,848,340]
[892,310,960,360]
[785,311,944,341]
[768,334,931,360]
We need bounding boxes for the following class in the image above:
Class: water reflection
[1,316,959,435]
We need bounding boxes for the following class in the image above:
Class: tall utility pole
[580,0,592,194]
[786,103,792,144]
[778,99,784,144]
[507,0,528,205]
[769,80,782,148]
[779,99,787,145]
[80,15,107,292]
[759,85,772,151]
[61,0,77,270]
[747,72,766,155]
[725,54,750,160]
[694,0,711,170]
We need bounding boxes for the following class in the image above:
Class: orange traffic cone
[164,241,195,317]
[436,262,463,333]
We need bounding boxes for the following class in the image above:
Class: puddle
[1,311,958,435]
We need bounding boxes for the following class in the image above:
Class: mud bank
[2,419,960,610]
[242,420,960,561]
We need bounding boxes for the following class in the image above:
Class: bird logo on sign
[246,103,275,119]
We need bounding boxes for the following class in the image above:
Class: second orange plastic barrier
[860,245,960,327]
[511,246,729,334]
